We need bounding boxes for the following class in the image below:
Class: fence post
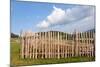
[57,32,60,59]
[20,31,24,59]
[75,31,79,57]
[32,33,35,59]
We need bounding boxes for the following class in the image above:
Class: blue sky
[11,0,95,35]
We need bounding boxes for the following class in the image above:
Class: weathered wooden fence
[20,31,95,59]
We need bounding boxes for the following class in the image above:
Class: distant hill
[11,33,19,38]
[85,28,95,33]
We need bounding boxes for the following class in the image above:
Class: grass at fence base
[10,38,95,66]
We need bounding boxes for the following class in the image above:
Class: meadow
[10,38,95,66]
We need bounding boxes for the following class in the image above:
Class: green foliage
[11,33,19,38]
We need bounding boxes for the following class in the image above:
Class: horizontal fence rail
[20,31,95,59]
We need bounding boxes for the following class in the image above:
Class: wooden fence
[20,30,95,59]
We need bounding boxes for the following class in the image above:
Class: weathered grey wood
[20,30,95,59]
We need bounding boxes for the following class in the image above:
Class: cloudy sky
[11,0,95,34]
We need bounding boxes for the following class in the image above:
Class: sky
[11,0,95,35]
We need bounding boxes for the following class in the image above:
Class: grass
[10,38,95,66]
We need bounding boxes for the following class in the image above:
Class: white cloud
[37,5,95,32]
[47,6,65,24]
[37,20,49,28]
[37,5,66,28]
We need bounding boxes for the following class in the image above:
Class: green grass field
[10,38,95,66]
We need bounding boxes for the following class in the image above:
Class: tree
[11,33,19,38]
